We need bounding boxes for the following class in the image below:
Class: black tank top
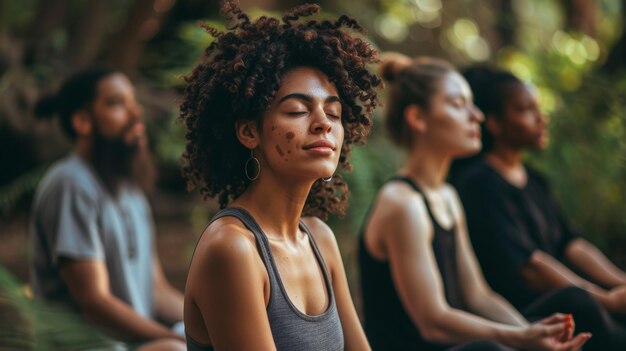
[187,207,344,351]
[359,176,466,351]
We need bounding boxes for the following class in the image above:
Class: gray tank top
[187,207,344,351]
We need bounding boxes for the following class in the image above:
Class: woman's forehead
[440,72,472,98]
[274,67,338,101]
[507,82,536,102]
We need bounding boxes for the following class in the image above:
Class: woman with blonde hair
[358,53,590,351]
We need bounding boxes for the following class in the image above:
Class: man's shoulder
[36,154,103,203]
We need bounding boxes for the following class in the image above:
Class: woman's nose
[470,104,485,122]
[535,108,547,126]
[310,108,333,134]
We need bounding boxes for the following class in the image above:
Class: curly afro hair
[179,1,382,219]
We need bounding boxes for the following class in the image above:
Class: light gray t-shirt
[30,153,154,318]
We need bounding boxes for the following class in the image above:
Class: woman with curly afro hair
[180,1,381,350]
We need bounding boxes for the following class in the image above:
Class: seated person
[452,66,626,350]
[31,67,185,351]
[180,2,381,350]
[359,53,590,351]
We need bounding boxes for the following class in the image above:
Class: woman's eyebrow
[277,93,341,105]
[325,96,341,104]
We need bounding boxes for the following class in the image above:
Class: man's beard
[90,125,157,197]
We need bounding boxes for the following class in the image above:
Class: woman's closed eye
[105,97,124,106]
[287,111,308,116]
[325,111,340,119]
[449,97,467,109]
[515,103,535,113]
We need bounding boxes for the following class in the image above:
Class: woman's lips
[469,129,481,139]
[303,140,336,156]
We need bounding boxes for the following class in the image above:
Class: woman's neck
[486,141,523,168]
[401,145,450,190]
[231,171,314,242]
[486,142,528,187]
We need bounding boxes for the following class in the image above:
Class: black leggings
[447,340,514,350]
[523,286,626,351]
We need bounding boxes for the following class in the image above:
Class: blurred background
[1,0,625,318]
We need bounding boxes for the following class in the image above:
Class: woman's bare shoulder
[188,216,263,288]
[300,216,339,259]
[374,181,429,224]
[379,181,425,207]
[196,216,257,254]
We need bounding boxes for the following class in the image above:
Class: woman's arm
[369,183,578,350]
[447,186,527,327]
[565,238,626,288]
[187,220,277,350]
[521,250,605,294]
[303,217,371,351]
[520,250,626,313]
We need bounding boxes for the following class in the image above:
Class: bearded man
[30,67,185,351]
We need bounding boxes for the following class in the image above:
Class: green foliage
[0,0,39,32]
[152,112,186,165]
[140,20,224,89]
[334,117,405,235]
[532,72,626,255]
[0,166,47,218]
[1,0,625,269]
[329,0,626,254]
[0,266,119,350]
[491,5,626,256]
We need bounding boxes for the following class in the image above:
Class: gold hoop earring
[245,149,260,181]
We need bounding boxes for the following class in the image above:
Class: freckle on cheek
[271,125,276,131]
[286,132,294,140]
[275,144,285,157]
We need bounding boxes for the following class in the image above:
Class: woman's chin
[530,136,548,150]
[454,143,482,158]
[284,167,337,183]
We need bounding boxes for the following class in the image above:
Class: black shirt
[454,160,577,310]
[359,176,465,351]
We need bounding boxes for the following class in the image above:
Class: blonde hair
[379,53,455,148]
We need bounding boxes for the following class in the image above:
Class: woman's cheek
[270,124,296,163]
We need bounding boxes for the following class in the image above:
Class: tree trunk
[478,0,517,54]
[67,0,110,67]
[601,0,626,74]
[496,0,516,48]
[562,0,597,37]
[106,0,158,73]
[26,0,67,61]
[0,0,7,32]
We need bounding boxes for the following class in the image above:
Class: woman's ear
[235,120,260,150]
[71,110,93,137]
[404,104,427,134]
